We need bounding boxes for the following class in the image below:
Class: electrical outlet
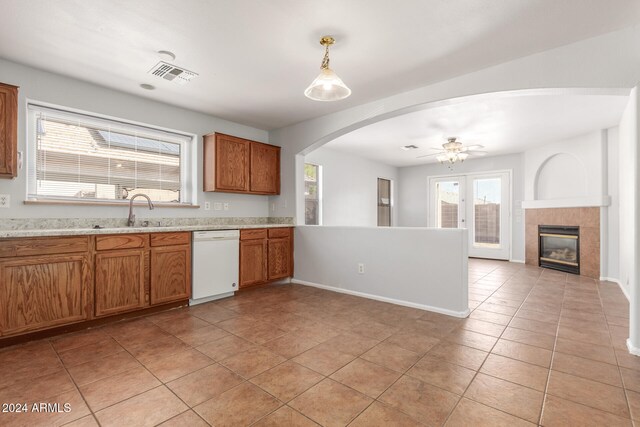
[204,202,211,210]
[213,202,222,211]
[358,263,365,274]
[223,203,229,211]
[0,194,9,208]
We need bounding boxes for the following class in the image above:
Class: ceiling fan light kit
[304,36,352,102]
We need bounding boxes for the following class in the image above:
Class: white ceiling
[0,1,639,130]
[323,92,629,166]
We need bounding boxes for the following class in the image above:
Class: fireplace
[538,225,580,274]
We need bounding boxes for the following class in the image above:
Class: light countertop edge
[0,224,293,238]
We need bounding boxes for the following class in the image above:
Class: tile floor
[0,259,636,426]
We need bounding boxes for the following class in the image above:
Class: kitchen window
[304,163,322,225]
[26,102,196,205]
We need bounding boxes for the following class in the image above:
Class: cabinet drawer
[96,234,148,251]
[0,236,89,258]
[268,228,291,238]
[150,232,190,247]
[240,229,267,240]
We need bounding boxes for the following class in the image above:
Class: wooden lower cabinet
[239,227,293,289]
[239,238,268,288]
[0,253,90,336]
[94,249,146,317]
[150,244,191,305]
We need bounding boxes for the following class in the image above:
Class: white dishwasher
[190,230,239,305]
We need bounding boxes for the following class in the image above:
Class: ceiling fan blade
[429,146,445,151]
[416,152,445,159]
[463,144,484,150]
[465,150,488,156]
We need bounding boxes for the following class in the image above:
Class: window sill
[24,199,200,209]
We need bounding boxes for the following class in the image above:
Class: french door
[429,171,510,260]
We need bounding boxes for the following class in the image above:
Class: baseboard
[509,259,525,264]
[600,276,630,301]
[291,278,470,318]
[627,339,640,356]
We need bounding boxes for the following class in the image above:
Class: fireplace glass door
[539,226,579,274]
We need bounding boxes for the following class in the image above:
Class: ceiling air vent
[400,144,419,150]
[148,61,198,85]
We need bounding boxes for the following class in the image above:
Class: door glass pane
[377,178,391,227]
[473,178,501,247]
[435,181,459,228]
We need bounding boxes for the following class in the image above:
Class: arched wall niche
[534,153,588,200]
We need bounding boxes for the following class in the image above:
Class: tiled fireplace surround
[525,207,600,279]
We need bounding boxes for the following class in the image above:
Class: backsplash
[0,216,294,230]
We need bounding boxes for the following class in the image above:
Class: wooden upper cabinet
[94,249,146,317]
[0,82,18,179]
[0,253,90,336]
[250,142,280,194]
[203,132,280,195]
[204,133,250,192]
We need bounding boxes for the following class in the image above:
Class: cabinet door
[213,134,250,192]
[95,249,146,317]
[250,142,280,194]
[0,254,89,336]
[268,236,292,280]
[0,83,18,179]
[150,245,191,305]
[239,239,267,288]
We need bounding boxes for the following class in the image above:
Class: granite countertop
[0,217,294,238]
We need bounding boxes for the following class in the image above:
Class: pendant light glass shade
[305,36,351,102]
[304,68,351,101]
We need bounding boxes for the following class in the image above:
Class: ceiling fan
[416,137,488,164]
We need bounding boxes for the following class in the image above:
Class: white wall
[304,147,398,227]
[293,226,468,316]
[604,127,620,281]
[523,131,604,203]
[0,58,271,219]
[619,87,638,352]
[397,154,524,262]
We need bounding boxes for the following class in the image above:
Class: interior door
[429,172,510,260]
[466,172,510,260]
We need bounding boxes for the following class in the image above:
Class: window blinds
[28,104,191,204]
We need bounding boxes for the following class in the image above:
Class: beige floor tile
[346,320,399,341]
[293,344,356,376]
[194,382,281,426]
[464,373,543,423]
[253,406,320,426]
[469,309,513,325]
[501,327,556,350]
[128,335,191,365]
[361,341,421,372]
[158,410,209,427]
[51,328,110,353]
[383,330,440,355]
[174,324,230,347]
[491,339,552,368]
[547,370,629,417]
[143,348,214,383]
[349,401,423,427]
[58,337,124,367]
[461,319,506,337]
[166,363,244,407]
[509,317,558,336]
[0,388,91,427]
[251,360,324,402]
[620,366,640,392]
[379,375,459,426]
[196,334,258,361]
[0,369,76,403]
[156,315,211,335]
[541,394,631,427]
[407,356,475,395]
[320,332,380,356]
[554,337,617,364]
[552,352,622,386]
[289,379,373,427]
[219,346,286,379]
[79,365,161,411]
[427,341,488,371]
[233,322,288,344]
[66,351,141,386]
[95,386,188,427]
[480,353,548,391]
[330,358,401,398]
[445,398,535,426]
[262,333,320,358]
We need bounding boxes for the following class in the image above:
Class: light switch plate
[0,194,9,208]
[213,202,222,211]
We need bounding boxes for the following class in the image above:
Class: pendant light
[304,36,351,101]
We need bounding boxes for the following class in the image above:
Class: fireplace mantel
[521,196,611,209]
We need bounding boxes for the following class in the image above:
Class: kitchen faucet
[127,193,154,227]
